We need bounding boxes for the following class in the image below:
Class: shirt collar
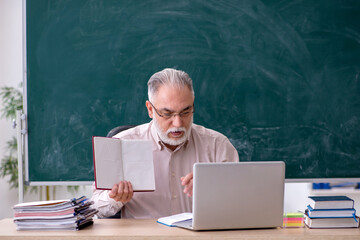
[150,121,163,150]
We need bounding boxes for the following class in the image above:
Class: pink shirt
[91,121,239,219]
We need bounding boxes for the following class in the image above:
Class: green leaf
[0,86,23,120]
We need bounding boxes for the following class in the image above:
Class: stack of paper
[13,196,98,230]
[304,196,359,229]
[282,212,304,228]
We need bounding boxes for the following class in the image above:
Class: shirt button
[171,172,175,177]
[172,194,177,199]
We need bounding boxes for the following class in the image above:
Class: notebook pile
[304,196,359,228]
[13,196,98,230]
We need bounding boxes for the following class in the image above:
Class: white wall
[0,0,312,220]
[0,0,25,220]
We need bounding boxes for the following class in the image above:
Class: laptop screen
[191,161,285,230]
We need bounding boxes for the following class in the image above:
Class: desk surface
[0,218,360,240]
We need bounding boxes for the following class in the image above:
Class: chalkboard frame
[24,0,360,185]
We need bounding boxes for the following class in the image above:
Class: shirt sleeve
[217,137,239,163]
[90,182,124,218]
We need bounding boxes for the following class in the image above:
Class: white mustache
[166,128,186,134]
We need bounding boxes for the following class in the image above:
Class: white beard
[153,116,192,146]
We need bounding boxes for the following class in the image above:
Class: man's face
[146,84,194,147]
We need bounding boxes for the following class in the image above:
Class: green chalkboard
[26,0,360,183]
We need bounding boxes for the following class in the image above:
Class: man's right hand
[108,181,134,203]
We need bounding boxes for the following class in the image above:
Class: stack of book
[13,196,98,230]
[304,196,359,229]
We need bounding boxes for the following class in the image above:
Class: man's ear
[145,101,153,119]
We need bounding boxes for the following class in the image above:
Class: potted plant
[0,86,23,190]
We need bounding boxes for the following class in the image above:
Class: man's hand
[181,172,193,197]
[108,181,134,203]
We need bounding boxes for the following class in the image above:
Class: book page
[121,139,155,191]
[157,213,193,227]
[93,137,124,189]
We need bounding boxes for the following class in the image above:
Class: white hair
[147,68,194,102]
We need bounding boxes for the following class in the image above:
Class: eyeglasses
[149,101,194,120]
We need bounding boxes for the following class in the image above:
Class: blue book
[157,213,193,227]
[304,212,359,228]
[308,196,354,210]
[306,205,356,218]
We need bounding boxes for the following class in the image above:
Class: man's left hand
[181,172,193,197]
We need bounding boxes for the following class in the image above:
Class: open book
[92,137,155,191]
[157,213,193,227]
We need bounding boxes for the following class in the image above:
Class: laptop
[173,161,285,230]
